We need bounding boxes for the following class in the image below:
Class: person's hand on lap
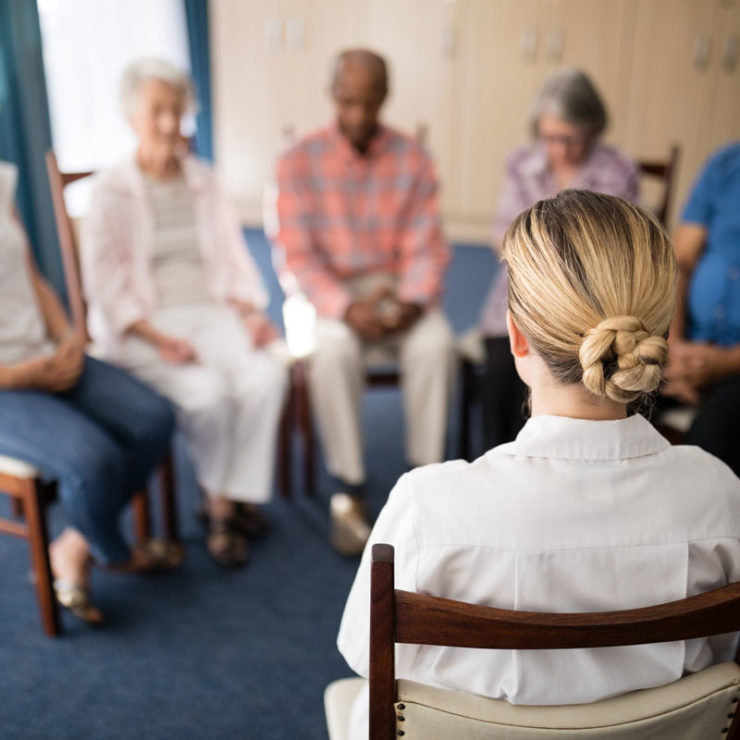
[157,335,198,365]
[345,298,385,341]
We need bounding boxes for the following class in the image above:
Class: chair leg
[132,490,151,543]
[294,361,316,497]
[278,377,294,499]
[21,479,60,637]
[458,359,474,461]
[159,452,179,542]
[11,497,24,518]
[302,391,316,498]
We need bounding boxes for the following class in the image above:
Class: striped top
[145,174,210,308]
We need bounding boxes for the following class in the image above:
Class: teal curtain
[184,0,213,161]
[0,0,63,293]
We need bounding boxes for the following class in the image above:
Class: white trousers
[310,309,455,486]
[118,303,288,504]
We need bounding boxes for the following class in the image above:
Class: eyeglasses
[539,133,588,148]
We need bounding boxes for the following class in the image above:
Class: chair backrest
[637,144,680,226]
[45,150,94,340]
[369,543,740,740]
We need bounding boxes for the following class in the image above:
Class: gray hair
[120,57,196,117]
[530,68,608,139]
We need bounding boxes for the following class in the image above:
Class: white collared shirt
[338,414,740,734]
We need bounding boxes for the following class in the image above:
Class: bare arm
[127,320,198,365]
[0,226,83,391]
[662,223,740,401]
[669,224,707,343]
[25,252,75,342]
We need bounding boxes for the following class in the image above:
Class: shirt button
[729,267,739,280]
[715,306,726,319]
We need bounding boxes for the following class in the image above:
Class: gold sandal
[136,538,184,570]
[105,539,184,574]
[53,580,104,627]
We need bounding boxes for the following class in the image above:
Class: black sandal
[197,503,271,540]
[206,519,249,568]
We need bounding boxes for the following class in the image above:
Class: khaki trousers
[309,303,455,486]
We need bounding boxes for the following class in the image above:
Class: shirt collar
[330,120,390,161]
[496,413,670,461]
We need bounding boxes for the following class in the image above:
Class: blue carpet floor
[0,231,496,739]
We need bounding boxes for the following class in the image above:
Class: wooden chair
[326,543,740,739]
[44,150,178,543]
[0,457,60,636]
[637,144,681,227]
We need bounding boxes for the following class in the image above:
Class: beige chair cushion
[659,405,698,434]
[456,327,486,364]
[0,454,38,479]
[396,662,740,739]
[325,677,365,740]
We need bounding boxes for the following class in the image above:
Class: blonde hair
[120,57,196,117]
[504,190,678,404]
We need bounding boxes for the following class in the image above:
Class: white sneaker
[329,492,371,557]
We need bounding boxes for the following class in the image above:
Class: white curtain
[38,0,192,213]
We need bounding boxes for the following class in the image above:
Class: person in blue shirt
[662,142,740,475]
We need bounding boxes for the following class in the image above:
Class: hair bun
[579,316,668,403]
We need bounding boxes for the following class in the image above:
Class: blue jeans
[0,356,175,564]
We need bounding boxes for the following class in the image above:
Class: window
[38,0,192,212]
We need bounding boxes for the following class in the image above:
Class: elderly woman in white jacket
[82,58,287,567]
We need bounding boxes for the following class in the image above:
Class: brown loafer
[329,493,371,557]
[197,503,271,540]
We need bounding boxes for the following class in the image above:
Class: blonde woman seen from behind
[337,190,740,739]
[82,58,288,568]
[478,68,639,450]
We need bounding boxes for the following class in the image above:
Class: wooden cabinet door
[356,0,458,214]
[211,0,364,221]
[706,0,740,152]
[449,0,541,242]
[622,0,717,226]
[538,0,633,145]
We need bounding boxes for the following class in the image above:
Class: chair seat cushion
[396,662,740,738]
[0,454,39,479]
[324,677,365,740]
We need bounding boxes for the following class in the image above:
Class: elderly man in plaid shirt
[274,49,455,556]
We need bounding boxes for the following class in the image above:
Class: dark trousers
[480,336,529,451]
[686,373,740,477]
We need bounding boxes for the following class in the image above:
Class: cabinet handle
[521,26,537,62]
[722,36,738,73]
[546,28,564,63]
[693,35,711,71]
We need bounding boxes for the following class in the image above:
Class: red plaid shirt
[275,123,449,318]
